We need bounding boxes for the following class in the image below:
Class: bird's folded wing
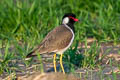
[26,25,73,57]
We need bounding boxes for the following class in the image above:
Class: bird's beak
[74,18,81,22]
[74,18,79,22]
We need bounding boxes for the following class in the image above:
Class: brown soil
[1,38,120,80]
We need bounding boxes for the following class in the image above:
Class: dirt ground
[0,39,120,80]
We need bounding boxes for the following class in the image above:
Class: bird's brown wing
[26,25,73,57]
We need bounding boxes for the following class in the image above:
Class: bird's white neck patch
[62,17,69,24]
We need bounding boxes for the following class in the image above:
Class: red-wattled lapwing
[26,13,79,74]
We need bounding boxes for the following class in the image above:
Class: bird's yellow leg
[53,53,57,72]
[60,54,65,74]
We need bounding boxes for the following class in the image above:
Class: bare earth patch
[0,38,120,80]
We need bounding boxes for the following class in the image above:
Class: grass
[0,0,120,79]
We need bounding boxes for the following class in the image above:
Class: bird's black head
[62,13,79,25]
[62,13,79,33]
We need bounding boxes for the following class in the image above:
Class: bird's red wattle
[69,16,78,22]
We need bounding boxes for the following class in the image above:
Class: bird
[26,13,79,74]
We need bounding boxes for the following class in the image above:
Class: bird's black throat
[66,23,75,33]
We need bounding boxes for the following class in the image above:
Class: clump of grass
[63,39,101,72]
[0,0,120,43]
[81,38,101,68]
[63,41,84,72]
[0,42,16,74]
